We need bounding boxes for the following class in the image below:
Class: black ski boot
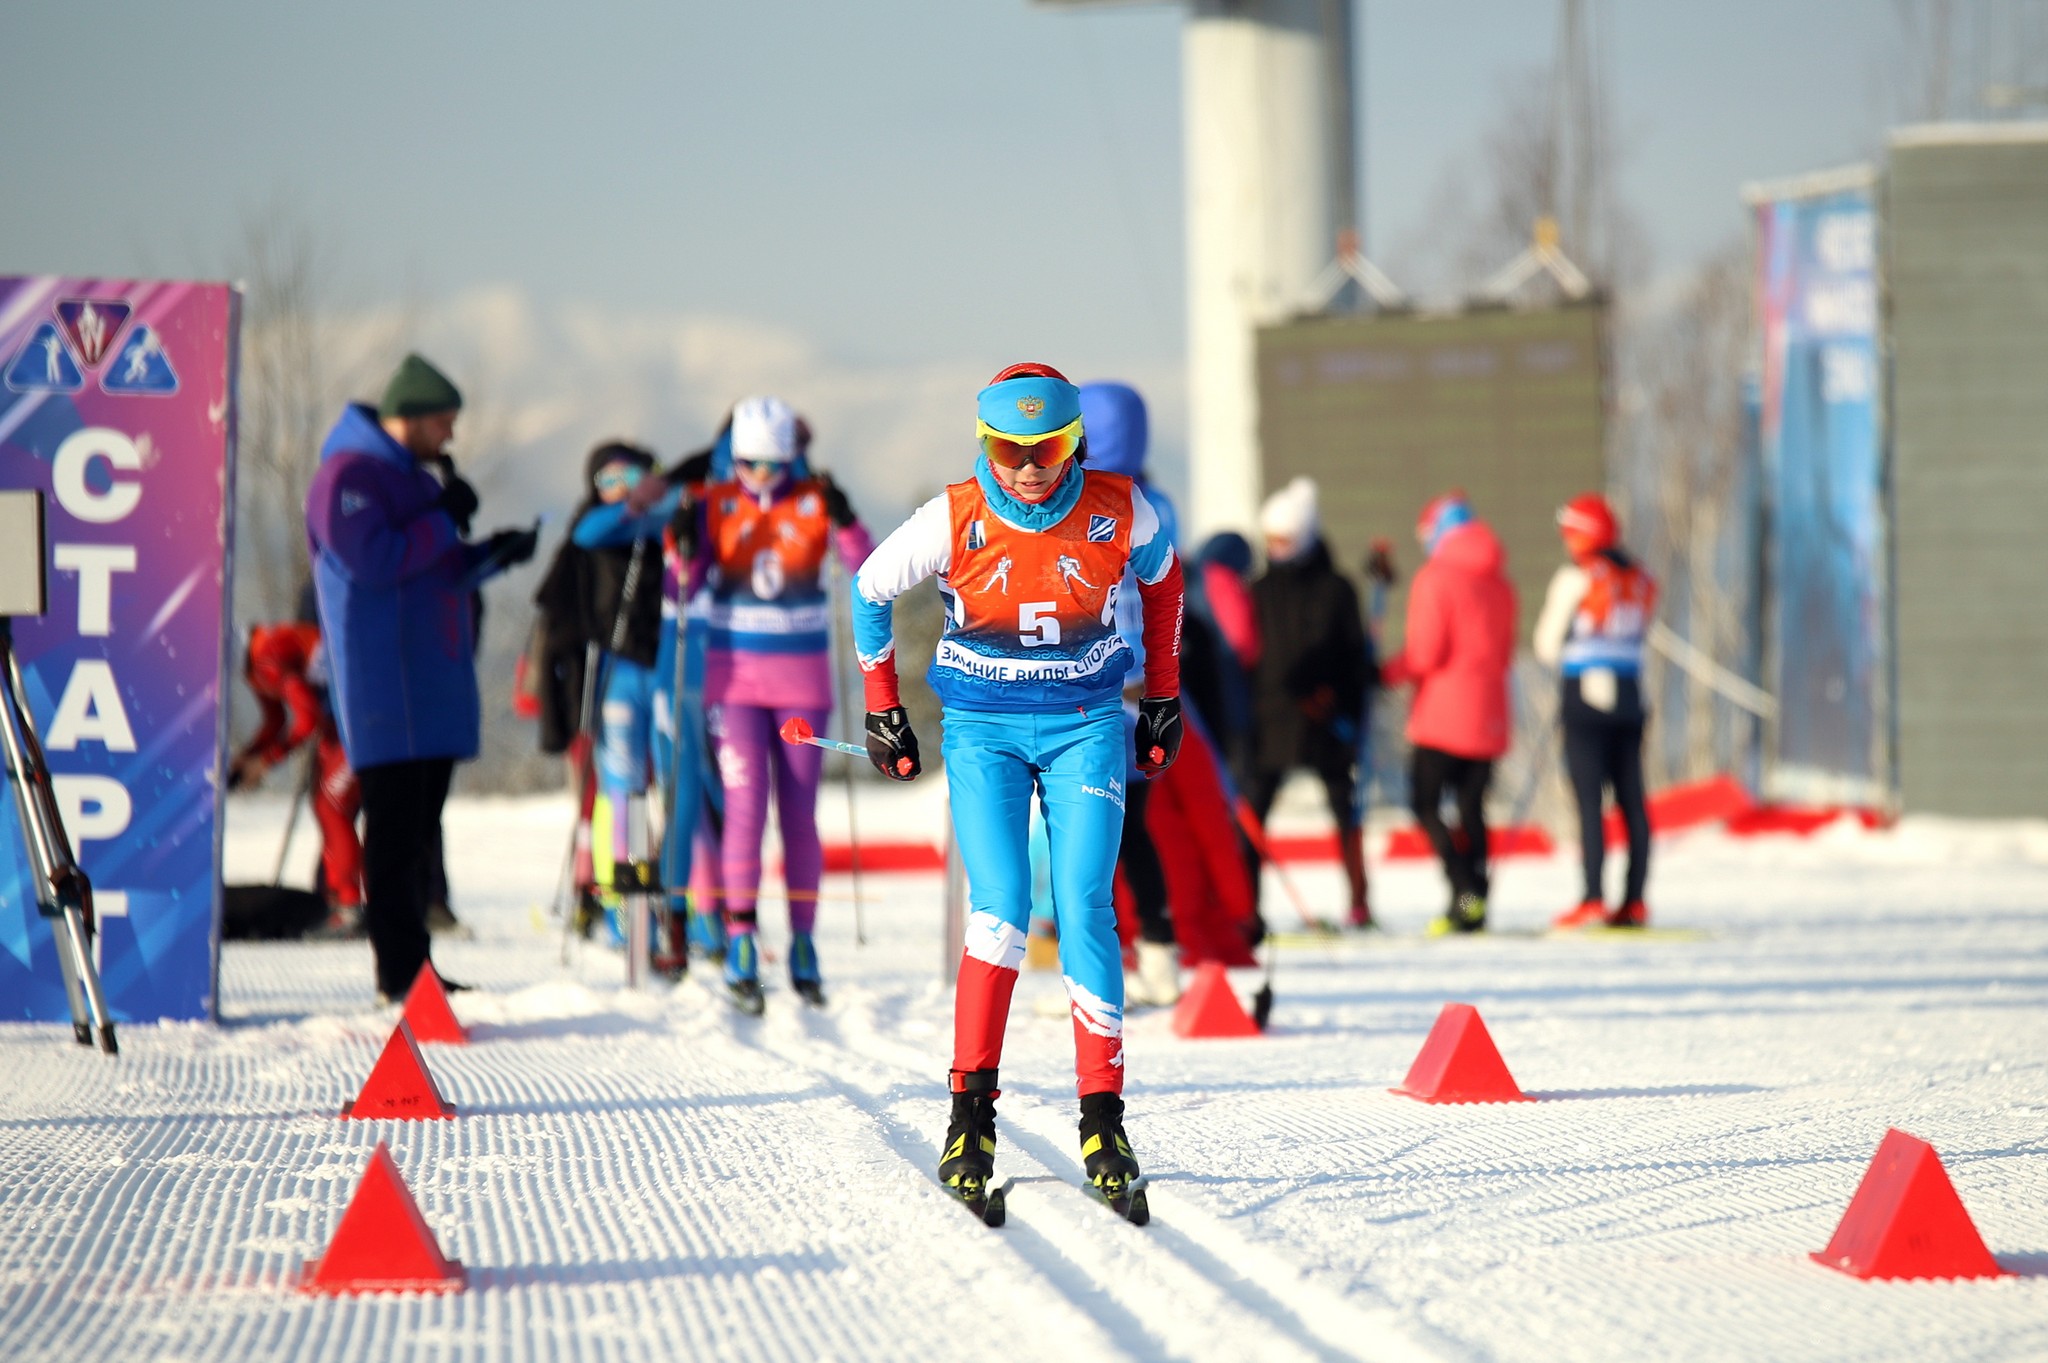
[724,932,765,1016]
[1427,891,1488,937]
[789,932,826,1008]
[937,1070,1005,1226]
[1079,1091,1149,1224]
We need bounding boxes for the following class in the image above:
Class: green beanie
[378,353,463,419]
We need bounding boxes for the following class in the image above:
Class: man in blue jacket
[304,354,537,1000]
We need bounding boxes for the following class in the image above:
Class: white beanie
[1259,476,1320,550]
[729,395,802,463]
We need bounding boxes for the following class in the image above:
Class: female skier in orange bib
[850,364,1184,1222]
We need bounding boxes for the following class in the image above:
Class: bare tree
[230,207,407,626]
[1886,0,2048,121]
[1452,4,1651,301]
[1620,244,1754,785]
[232,209,331,623]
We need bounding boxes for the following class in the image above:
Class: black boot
[1078,1091,1140,1185]
[939,1070,1000,1190]
[938,1070,1004,1223]
[1078,1091,1148,1222]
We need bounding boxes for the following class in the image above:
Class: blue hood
[1079,382,1148,478]
[320,402,412,467]
[1195,531,1253,576]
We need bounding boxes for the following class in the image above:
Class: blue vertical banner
[1755,181,1890,805]
[0,278,239,1022]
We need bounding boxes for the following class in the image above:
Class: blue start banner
[1753,179,1890,805]
[0,278,239,1023]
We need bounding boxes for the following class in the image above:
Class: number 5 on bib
[1019,601,1061,648]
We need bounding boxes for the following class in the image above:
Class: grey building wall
[1257,302,1607,641]
[1887,126,2048,816]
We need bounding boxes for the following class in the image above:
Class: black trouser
[1247,745,1358,832]
[1120,779,1173,946]
[1563,718,1650,906]
[357,757,456,997]
[1247,743,1364,922]
[1409,746,1492,901]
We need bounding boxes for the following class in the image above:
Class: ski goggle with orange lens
[978,417,1084,470]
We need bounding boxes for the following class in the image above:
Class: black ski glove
[817,471,857,528]
[483,525,540,568]
[434,463,480,536]
[864,706,921,781]
[1135,695,1183,776]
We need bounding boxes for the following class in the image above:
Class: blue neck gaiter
[975,453,1084,531]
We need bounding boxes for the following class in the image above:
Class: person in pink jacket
[1379,492,1517,934]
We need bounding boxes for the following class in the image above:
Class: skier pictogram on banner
[101,324,179,396]
[4,322,85,393]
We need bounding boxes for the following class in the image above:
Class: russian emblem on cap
[1017,396,1045,419]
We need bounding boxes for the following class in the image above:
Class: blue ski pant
[943,700,1128,1095]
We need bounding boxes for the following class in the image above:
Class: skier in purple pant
[637,396,873,1011]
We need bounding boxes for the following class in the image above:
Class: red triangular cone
[342,1020,456,1119]
[402,963,469,1044]
[1811,1128,2009,1280]
[1171,962,1262,1038]
[1391,1003,1531,1103]
[298,1141,466,1294]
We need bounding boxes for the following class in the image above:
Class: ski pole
[1251,940,1277,1031]
[271,748,316,887]
[828,559,868,947]
[780,715,910,769]
[1233,797,1335,934]
[1489,685,1561,900]
[560,537,647,960]
[843,743,868,948]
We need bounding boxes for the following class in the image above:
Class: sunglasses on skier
[594,464,645,494]
[977,416,1084,471]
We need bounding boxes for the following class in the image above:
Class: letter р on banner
[0,278,240,1022]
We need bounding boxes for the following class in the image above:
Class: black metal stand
[0,617,118,1055]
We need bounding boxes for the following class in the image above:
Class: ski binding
[1090,1173,1150,1225]
[946,1175,1011,1227]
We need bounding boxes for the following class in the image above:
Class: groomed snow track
[1,792,2045,1362]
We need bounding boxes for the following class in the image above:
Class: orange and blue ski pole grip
[779,715,914,777]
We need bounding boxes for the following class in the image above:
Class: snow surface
[2,785,2046,1363]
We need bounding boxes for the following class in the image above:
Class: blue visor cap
[1422,496,1474,553]
[977,374,1083,437]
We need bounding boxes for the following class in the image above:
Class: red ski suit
[236,623,363,906]
[1380,521,1518,760]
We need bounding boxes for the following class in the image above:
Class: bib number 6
[751,548,786,600]
[1019,601,1061,648]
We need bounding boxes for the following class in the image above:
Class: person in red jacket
[228,618,364,935]
[1379,492,1517,934]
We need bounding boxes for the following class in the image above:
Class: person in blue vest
[1535,493,1658,929]
[852,363,1185,1216]
[304,354,537,1001]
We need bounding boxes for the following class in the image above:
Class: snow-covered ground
[3,784,2046,1363]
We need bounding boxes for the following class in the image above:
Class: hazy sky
[6,0,1903,375]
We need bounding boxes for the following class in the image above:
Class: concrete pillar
[1182,0,1351,537]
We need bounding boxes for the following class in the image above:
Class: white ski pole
[828,559,868,947]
